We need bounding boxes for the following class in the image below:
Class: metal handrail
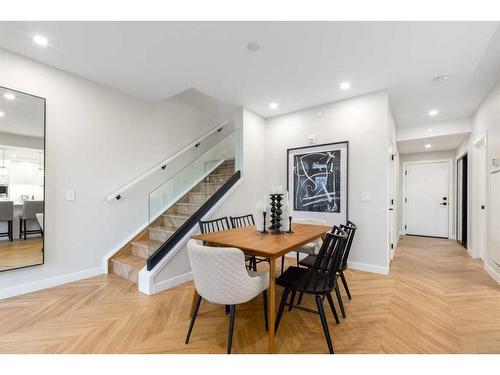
[105,120,229,201]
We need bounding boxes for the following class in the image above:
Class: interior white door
[405,161,449,238]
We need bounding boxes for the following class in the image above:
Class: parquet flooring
[0,236,499,353]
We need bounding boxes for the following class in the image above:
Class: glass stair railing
[142,129,241,270]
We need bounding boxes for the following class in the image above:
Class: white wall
[0,49,234,299]
[397,118,472,142]
[265,91,392,274]
[456,77,500,282]
[398,150,457,238]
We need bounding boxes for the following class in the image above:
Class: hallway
[0,236,499,353]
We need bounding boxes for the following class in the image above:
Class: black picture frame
[287,141,349,225]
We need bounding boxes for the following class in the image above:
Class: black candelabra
[269,193,284,234]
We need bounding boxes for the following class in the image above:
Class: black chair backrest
[307,226,348,291]
[339,221,357,270]
[199,217,231,234]
[230,214,255,229]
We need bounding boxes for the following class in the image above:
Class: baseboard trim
[153,272,193,294]
[0,266,104,300]
[485,262,500,285]
[348,261,389,275]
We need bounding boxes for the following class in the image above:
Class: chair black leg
[225,305,230,315]
[315,294,334,354]
[253,257,257,271]
[8,220,13,242]
[19,217,22,239]
[275,287,290,334]
[185,294,202,344]
[296,252,300,267]
[334,284,346,319]
[288,290,296,311]
[281,255,285,274]
[340,271,352,300]
[24,220,27,240]
[297,292,304,306]
[262,290,268,331]
[227,305,236,354]
[326,292,340,324]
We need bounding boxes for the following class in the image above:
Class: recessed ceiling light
[428,109,438,116]
[269,102,279,110]
[428,128,433,132]
[3,93,15,100]
[0,111,4,117]
[425,144,432,149]
[247,42,260,52]
[340,81,351,90]
[33,35,49,46]
[11,154,17,157]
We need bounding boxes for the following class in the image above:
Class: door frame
[456,152,468,249]
[472,134,488,260]
[402,158,454,239]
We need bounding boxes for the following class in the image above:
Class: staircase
[109,159,235,283]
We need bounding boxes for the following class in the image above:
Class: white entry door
[405,161,450,238]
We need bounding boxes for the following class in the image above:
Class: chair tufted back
[187,239,268,305]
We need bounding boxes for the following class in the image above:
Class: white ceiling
[0,86,45,138]
[0,22,499,127]
[397,132,470,154]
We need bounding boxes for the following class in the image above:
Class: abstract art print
[287,142,348,226]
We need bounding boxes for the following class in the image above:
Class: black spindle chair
[229,214,265,270]
[199,216,256,271]
[297,221,357,318]
[274,227,348,354]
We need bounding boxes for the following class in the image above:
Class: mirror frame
[0,85,46,272]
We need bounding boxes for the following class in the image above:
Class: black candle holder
[269,193,284,234]
[261,211,268,233]
[287,216,294,233]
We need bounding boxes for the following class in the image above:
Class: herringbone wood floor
[1,236,499,353]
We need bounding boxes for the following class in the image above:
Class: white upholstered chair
[185,239,269,354]
[281,218,329,273]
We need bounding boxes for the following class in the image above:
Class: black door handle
[481,205,485,209]
[389,208,394,211]
[440,202,447,206]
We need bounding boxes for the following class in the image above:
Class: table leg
[268,257,276,353]
[190,289,200,317]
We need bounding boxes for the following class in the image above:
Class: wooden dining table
[191,222,332,353]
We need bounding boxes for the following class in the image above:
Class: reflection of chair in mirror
[19,201,44,240]
[0,201,14,242]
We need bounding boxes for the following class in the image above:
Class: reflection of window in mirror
[0,86,45,272]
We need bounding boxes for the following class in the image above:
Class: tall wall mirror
[0,86,45,272]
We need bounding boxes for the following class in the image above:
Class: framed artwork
[287,141,348,227]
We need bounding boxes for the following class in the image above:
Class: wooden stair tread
[131,238,163,249]
[111,253,146,271]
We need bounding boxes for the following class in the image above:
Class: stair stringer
[138,177,243,295]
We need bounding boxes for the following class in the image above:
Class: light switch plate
[66,190,75,201]
[361,192,371,202]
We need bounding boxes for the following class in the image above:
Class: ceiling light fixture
[3,93,15,100]
[428,128,433,132]
[340,81,351,90]
[0,111,4,118]
[33,35,49,46]
[435,74,449,82]
[428,109,438,116]
[269,102,279,110]
[246,42,260,52]
[425,144,432,149]
[11,154,17,157]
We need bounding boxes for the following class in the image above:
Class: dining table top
[191,223,332,258]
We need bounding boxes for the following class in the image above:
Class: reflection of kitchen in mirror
[0,86,45,272]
